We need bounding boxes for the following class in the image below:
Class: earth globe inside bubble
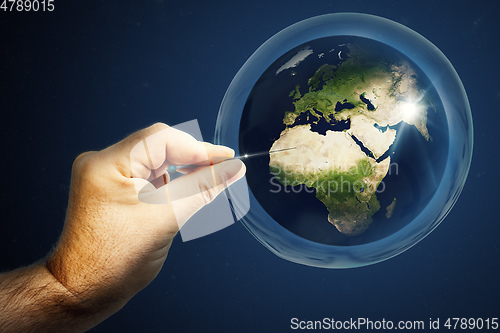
[215,13,472,268]
[239,36,449,246]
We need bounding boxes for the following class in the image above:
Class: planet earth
[239,36,449,246]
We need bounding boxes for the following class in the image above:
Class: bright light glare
[401,102,419,122]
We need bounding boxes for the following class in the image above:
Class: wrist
[0,262,125,332]
[45,245,131,316]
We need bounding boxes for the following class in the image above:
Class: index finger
[106,123,235,180]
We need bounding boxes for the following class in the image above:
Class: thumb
[166,158,246,229]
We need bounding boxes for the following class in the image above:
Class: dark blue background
[1,1,499,332]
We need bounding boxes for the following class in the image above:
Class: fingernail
[221,159,245,185]
[215,145,234,157]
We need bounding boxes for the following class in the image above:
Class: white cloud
[275,47,313,75]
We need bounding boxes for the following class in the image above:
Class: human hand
[46,123,245,314]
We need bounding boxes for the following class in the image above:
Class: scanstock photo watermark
[290,317,500,331]
[269,161,399,195]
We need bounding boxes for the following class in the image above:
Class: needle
[232,147,296,160]
[168,147,296,173]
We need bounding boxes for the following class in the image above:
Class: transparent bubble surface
[215,13,473,268]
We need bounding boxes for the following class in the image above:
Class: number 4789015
[1,0,54,12]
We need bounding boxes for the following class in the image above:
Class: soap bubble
[215,13,472,268]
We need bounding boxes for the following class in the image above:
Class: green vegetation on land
[271,158,383,234]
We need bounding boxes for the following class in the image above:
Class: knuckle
[73,151,97,172]
[125,122,170,145]
[147,122,169,134]
[72,151,101,180]
[71,151,111,199]
[197,177,220,205]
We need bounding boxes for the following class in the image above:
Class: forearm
[0,261,125,333]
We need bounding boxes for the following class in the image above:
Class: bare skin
[0,123,246,332]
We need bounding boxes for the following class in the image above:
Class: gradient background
[1,1,499,332]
